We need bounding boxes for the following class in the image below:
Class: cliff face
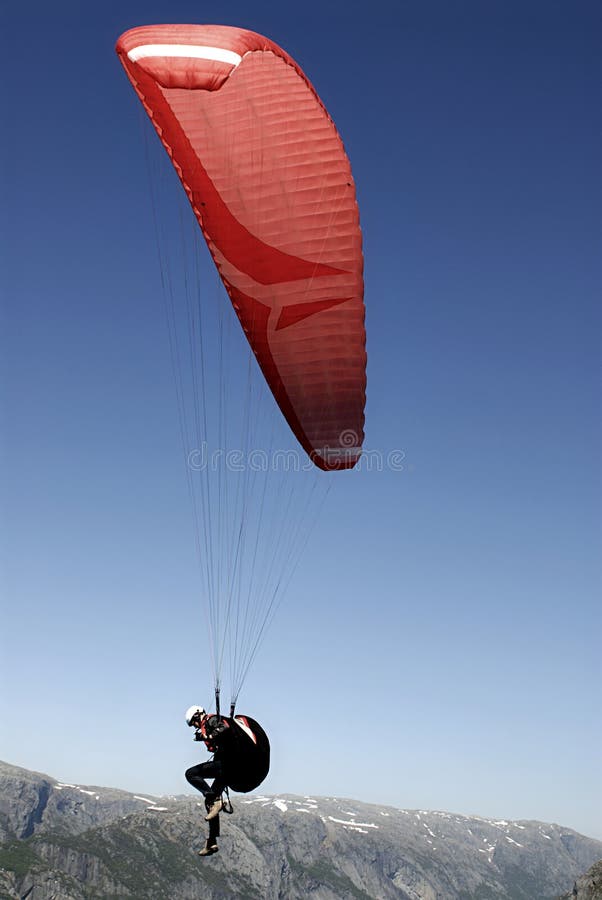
[558,860,602,900]
[0,760,600,900]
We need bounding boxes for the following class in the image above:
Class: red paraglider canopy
[116,25,366,470]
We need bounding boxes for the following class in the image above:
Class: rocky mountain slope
[0,760,600,899]
[558,859,602,900]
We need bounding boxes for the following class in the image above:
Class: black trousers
[185,760,226,842]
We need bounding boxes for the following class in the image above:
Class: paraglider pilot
[185,704,271,857]
[185,705,227,856]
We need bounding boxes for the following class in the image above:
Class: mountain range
[0,760,600,899]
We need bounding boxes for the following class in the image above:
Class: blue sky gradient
[2,1,600,839]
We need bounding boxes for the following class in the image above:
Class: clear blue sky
[2,0,601,840]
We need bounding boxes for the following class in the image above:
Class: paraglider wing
[116,25,366,470]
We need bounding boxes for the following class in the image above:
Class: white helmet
[185,705,205,727]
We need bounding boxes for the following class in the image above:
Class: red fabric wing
[117,25,366,470]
